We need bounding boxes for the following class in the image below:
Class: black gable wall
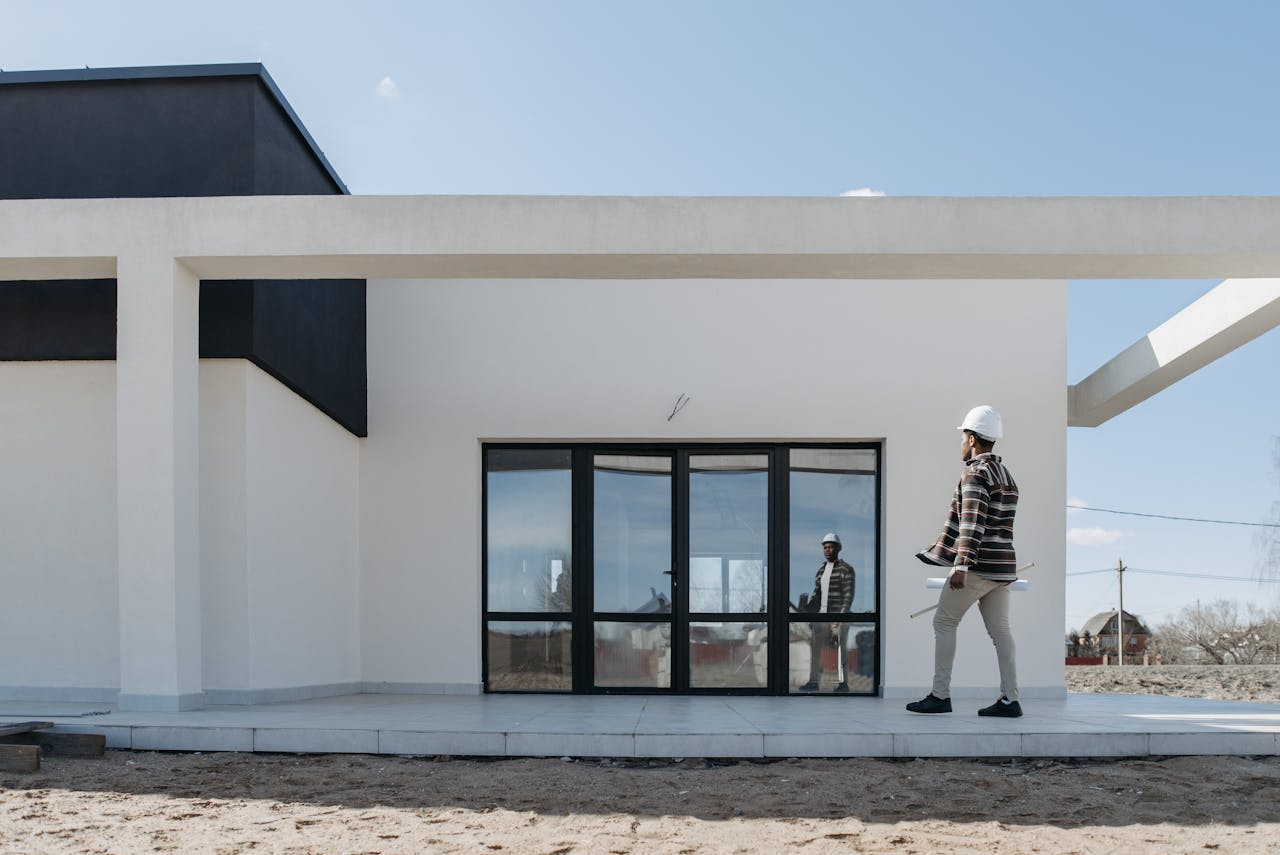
[0,280,117,359]
[0,67,366,436]
[252,81,342,195]
[0,77,256,199]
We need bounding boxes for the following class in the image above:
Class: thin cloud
[1067,497,1089,513]
[375,76,400,99]
[1066,526,1125,547]
[841,187,886,197]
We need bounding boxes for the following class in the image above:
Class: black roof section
[0,62,348,194]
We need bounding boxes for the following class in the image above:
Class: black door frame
[482,442,882,696]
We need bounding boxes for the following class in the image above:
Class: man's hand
[948,569,967,590]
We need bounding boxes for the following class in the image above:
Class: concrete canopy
[3,195,1280,281]
[1069,278,1280,426]
[5,195,1280,430]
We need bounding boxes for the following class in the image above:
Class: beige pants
[931,574,1018,701]
[807,622,851,684]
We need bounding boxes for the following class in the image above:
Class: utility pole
[1116,558,1126,667]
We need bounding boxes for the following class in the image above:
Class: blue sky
[6,1,1280,631]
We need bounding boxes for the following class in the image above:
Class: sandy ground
[1065,664,1280,703]
[4,666,1280,853]
[4,752,1280,854]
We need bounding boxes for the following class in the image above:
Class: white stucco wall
[0,359,360,703]
[242,363,361,692]
[0,277,1064,703]
[200,361,250,692]
[361,277,1068,697]
[0,362,118,699]
[200,361,361,700]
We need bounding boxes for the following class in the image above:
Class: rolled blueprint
[926,577,1029,590]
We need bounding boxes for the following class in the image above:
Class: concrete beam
[3,196,1280,280]
[1069,279,1280,427]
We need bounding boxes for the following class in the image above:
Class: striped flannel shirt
[808,559,856,614]
[916,452,1019,581]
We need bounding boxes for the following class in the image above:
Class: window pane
[689,455,768,614]
[790,448,876,475]
[486,449,573,612]
[788,622,875,694]
[594,455,672,613]
[594,621,671,688]
[689,621,768,689]
[487,621,572,691]
[789,448,877,615]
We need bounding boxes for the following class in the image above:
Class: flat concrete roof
[4,195,1280,281]
[4,194,1280,427]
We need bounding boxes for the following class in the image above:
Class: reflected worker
[800,533,855,693]
[908,405,1022,717]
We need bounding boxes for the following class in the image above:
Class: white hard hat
[957,405,1003,441]
[821,532,841,546]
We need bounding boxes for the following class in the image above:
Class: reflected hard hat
[957,405,1003,441]
[821,532,841,546]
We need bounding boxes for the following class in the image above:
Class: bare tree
[1258,436,1280,583]
[1146,628,1189,664]
[1066,629,1081,657]
[1079,630,1097,655]
[1157,599,1280,664]
[1255,603,1280,664]
[1159,600,1236,664]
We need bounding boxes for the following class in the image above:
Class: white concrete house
[3,67,1279,713]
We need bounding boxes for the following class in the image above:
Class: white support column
[115,255,204,711]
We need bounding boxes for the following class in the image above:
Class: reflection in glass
[689,455,768,614]
[788,622,875,694]
[594,622,671,688]
[689,621,768,689]
[594,456,672,613]
[789,448,877,614]
[487,449,573,612]
[487,621,572,691]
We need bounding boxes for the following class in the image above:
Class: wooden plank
[0,744,40,773]
[0,731,106,757]
[0,721,54,738]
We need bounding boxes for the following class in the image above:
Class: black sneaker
[833,681,850,694]
[798,681,820,692]
[905,693,952,714]
[978,696,1023,718]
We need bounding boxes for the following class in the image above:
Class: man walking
[799,533,856,693]
[908,405,1023,717]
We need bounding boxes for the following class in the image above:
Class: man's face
[823,542,839,562]
[961,431,975,462]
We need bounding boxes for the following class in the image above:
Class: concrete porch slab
[3,693,1277,759]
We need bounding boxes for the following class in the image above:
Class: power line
[1127,567,1280,584]
[1067,566,1280,583]
[1066,504,1280,528]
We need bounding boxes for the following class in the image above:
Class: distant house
[1080,610,1151,658]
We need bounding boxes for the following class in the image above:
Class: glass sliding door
[787,448,879,694]
[592,454,673,688]
[483,448,574,691]
[482,443,880,695]
[684,453,769,690]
